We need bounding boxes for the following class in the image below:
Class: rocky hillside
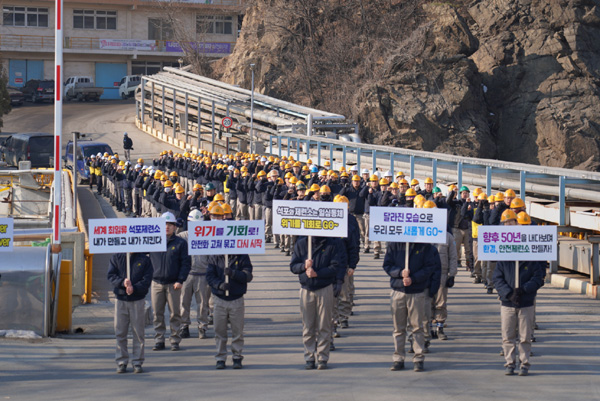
[213,0,600,171]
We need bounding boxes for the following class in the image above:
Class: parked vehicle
[0,133,54,168]
[21,80,55,103]
[7,86,24,106]
[65,139,113,183]
[64,76,103,102]
[118,75,141,99]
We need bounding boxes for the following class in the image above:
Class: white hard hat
[162,212,176,223]
[384,170,392,177]
[97,152,102,157]
[188,209,203,221]
[261,157,267,162]
[374,171,381,178]
[228,165,234,171]
[361,169,369,175]
[350,165,358,171]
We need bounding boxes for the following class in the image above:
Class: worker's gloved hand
[509,288,523,305]
[446,276,455,288]
[224,267,232,277]
[219,282,230,292]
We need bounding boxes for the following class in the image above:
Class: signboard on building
[369,207,447,244]
[99,39,157,51]
[477,225,558,261]
[188,220,265,255]
[272,200,348,237]
[89,218,166,254]
[165,41,231,54]
[0,218,14,252]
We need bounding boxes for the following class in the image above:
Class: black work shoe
[305,361,316,370]
[500,349,505,356]
[317,361,328,370]
[487,287,494,294]
[285,251,290,256]
[330,342,336,351]
[274,243,279,249]
[505,366,515,375]
[374,253,380,259]
[390,361,404,371]
[171,343,180,351]
[437,327,448,340]
[519,367,529,376]
[180,326,190,339]
[133,365,143,374]
[198,328,207,339]
[208,315,214,325]
[408,338,414,353]
[473,277,481,284]
[153,342,165,351]
[333,327,340,338]
[216,360,226,370]
[413,361,424,372]
[232,359,243,369]
[364,248,370,254]
[424,340,430,354]
[340,320,349,329]
[116,364,127,374]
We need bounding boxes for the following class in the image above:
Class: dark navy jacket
[493,260,545,308]
[149,234,191,285]
[290,236,347,291]
[382,242,439,294]
[206,254,253,301]
[107,253,153,302]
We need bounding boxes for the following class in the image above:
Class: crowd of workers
[102,148,544,377]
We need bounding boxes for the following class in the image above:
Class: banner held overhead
[272,200,348,238]
[89,218,167,254]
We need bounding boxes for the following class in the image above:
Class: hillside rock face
[215,0,600,171]
[469,0,600,170]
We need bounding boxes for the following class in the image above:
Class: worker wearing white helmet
[177,208,212,340]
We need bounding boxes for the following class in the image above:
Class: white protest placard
[0,217,14,252]
[188,220,265,255]
[89,218,166,254]
[272,200,348,238]
[477,225,557,261]
[369,207,447,244]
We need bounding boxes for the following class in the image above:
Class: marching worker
[493,210,545,376]
[383,236,439,372]
[149,212,191,351]
[107,252,153,374]
[206,206,254,369]
[290,235,346,370]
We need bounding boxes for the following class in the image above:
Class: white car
[118,75,141,99]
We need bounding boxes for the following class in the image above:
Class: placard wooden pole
[225,254,229,296]
[515,260,519,289]
[126,252,131,280]
[404,242,410,274]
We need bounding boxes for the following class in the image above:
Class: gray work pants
[236,201,249,220]
[501,305,534,368]
[453,227,473,268]
[300,285,334,363]
[213,296,245,361]
[433,274,449,323]
[151,281,182,345]
[180,274,211,332]
[114,299,146,367]
[391,290,425,363]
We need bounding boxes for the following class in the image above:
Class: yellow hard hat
[379,178,389,186]
[334,195,349,203]
[175,186,185,194]
[241,166,248,172]
[351,175,361,182]
[339,166,347,172]
[257,170,266,177]
[395,171,405,177]
[369,174,378,182]
[405,188,417,197]
[473,188,483,197]
[504,189,516,198]
[222,203,233,215]
[488,195,495,203]
[424,177,434,184]
[306,159,313,164]
[293,161,301,168]
[517,211,531,225]
[214,193,225,202]
[390,182,399,189]
[310,184,320,192]
[495,192,505,201]
[193,183,203,191]
[410,178,419,186]
[510,198,525,209]
[414,194,426,206]
[477,193,487,201]
[164,180,173,188]
[400,179,409,186]
[137,158,144,164]
[290,177,299,184]
[324,160,331,167]
[340,172,349,178]
[154,172,162,179]
[501,209,518,223]
[423,200,437,208]
[319,185,331,193]
[285,172,293,179]
[170,171,178,177]
[209,204,224,216]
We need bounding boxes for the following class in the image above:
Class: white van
[118,75,141,99]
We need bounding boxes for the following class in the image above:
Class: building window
[73,9,117,30]
[196,15,233,35]
[3,6,49,27]
[132,61,178,76]
[148,19,174,41]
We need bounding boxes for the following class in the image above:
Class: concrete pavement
[2,243,600,401]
